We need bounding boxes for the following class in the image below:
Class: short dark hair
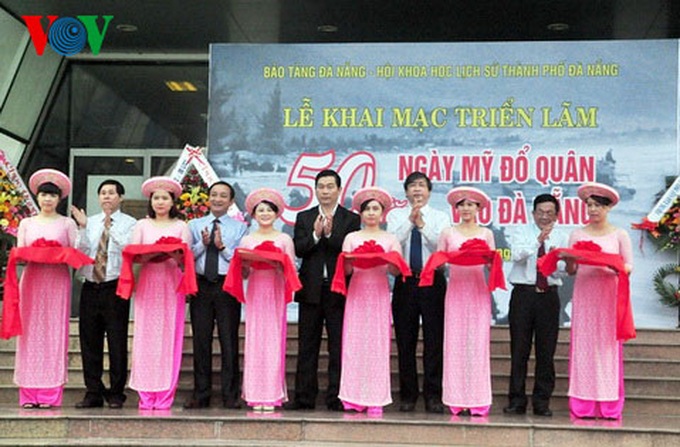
[360,198,384,213]
[252,199,279,215]
[315,169,341,188]
[533,194,560,214]
[455,198,480,208]
[98,179,125,196]
[588,194,613,207]
[403,172,432,191]
[147,191,180,219]
[37,182,61,198]
[209,181,235,200]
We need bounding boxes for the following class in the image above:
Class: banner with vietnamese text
[208,41,679,328]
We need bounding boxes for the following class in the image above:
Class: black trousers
[293,283,345,407]
[79,280,130,402]
[507,285,560,409]
[391,271,445,404]
[189,276,242,403]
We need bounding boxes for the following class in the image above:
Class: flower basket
[632,178,680,312]
[0,160,37,298]
[176,166,210,221]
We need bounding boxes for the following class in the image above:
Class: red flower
[572,240,603,252]
[155,236,183,245]
[351,240,388,269]
[30,238,62,248]
[254,240,280,252]
[354,239,386,254]
[459,238,491,251]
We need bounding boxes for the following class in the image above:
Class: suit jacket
[294,205,360,304]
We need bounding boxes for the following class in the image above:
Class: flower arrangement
[632,197,680,252]
[632,191,680,308]
[0,161,37,293]
[176,167,210,221]
[0,168,34,238]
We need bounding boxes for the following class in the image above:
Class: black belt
[198,274,226,284]
[512,284,557,294]
[84,279,118,290]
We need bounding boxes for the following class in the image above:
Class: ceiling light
[124,158,136,164]
[165,81,198,92]
[547,23,569,32]
[317,25,338,33]
[116,24,138,32]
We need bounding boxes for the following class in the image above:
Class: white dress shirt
[76,209,137,282]
[386,203,451,264]
[506,223,570,286]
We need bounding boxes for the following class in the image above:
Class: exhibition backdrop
[208,41,679,328]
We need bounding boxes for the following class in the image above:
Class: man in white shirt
[503,193,569,417]
[387,172,450,413]
[72,180,137,409]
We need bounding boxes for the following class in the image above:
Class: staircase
[0,319,679,446]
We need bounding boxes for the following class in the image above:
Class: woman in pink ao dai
[438,187,495,417]
[338,187,403,417]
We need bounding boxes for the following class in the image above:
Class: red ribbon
[631,218,658,232]
[116,240,197,299]
[537,241,635,341]
[1,241,95,339]
[418,238,506,292]
[630,218,660,254]
[223,242,302,303]
[185,146,207,166]
[330,240,411,296]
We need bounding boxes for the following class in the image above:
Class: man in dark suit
[286,169,361,411]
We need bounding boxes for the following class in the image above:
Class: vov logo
[22,15,114,56]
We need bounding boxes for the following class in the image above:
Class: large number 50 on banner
[281,150,376,225]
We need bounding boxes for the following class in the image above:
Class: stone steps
[2,363,680,397]
[0,409,679,446]
[4,349,680,378]
[0,321,678,407]
[2,320,680,445]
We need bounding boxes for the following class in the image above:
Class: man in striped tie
[72,180,137,409]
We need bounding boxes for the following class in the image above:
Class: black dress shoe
[183,398,210,409]
[399,402,417,412]
[75,397,104,409]
[503,405,526,415]
[283,401,315,410]
[223,399,242,409]
[327,400,344,411]
[105,394,126,409]
[425,398,444,414]
[533,407,553,417]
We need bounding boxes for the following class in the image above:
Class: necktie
[93,216,111,283]
[204,219,220,282]
[410,227,423,272]
[536,242,549,290]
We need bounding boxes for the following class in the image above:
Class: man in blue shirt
[184,181,247,409]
